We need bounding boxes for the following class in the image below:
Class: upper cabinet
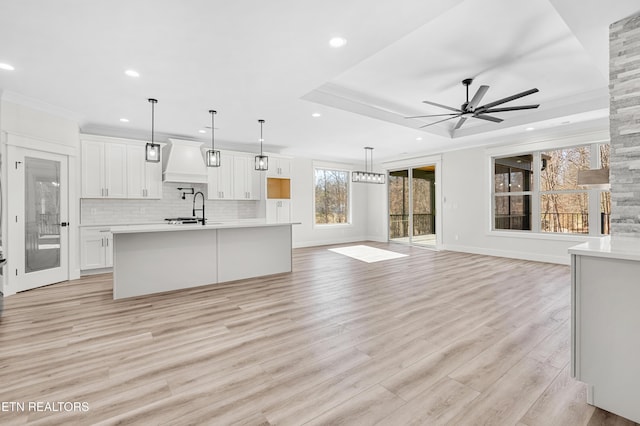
[81,139,128,198]
[207,159,233,200]
[208,151,262,200]
[127,144,162,199]
[233,154,261,200]
[81,135,162,199]
[267,156,291,178]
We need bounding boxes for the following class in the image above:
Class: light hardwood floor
[0,242,637,425]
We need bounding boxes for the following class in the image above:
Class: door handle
[59,222,69,227]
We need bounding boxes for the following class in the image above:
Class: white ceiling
[0,0,638,162]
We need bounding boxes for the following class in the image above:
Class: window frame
[312,165,352,227]
[490,141,610,237]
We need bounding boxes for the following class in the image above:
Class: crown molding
[0,90,83,123]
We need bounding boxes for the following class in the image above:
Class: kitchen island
[111,221,297,299]
[569,237,640,423]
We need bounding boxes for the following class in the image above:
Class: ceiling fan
[406,78,539,130]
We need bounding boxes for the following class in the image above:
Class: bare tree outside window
[600,144,611,234]
[540,146,590,233]
[492,144,610,235]
[315,169,349,224]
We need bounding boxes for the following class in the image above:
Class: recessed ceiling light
[199,129,207,134]
[416,137,423,141]
[329,37,347,48]
[311,113,321,118]
[525,127,535,131]
[0,63,15,71]
[119,118,129,123]
[125,69,140,78]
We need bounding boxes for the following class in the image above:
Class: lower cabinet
[80,227,113,270]
[266,199,291,223]
[571,251,640,423]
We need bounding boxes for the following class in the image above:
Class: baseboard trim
[442,243,570,265]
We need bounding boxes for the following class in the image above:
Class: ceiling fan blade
[472,114,504,123]
[481,104,540,113]
[405,113,460,119]
[468,85,489,110]
[453,117,467,130]
[418,114,462,128]
[421,100,462,113]
[476,88,539,111]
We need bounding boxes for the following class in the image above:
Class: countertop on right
[568,236,640,262]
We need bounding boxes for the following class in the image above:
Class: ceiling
[0,0,638,162]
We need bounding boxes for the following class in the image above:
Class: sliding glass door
[388,165,436,247]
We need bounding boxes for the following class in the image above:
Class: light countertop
[79,221,166,228]
[110,221,300,234]
[568,236,640,262]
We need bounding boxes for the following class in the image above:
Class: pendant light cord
[149,98,158,143]
[259,119,265,155]
[210,110,217,150]
[365,147,374,173]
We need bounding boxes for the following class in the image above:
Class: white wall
[440,146,589,265]
[291,157,370,248]
[1,100,79,146]
[366,181,388,242]
[366,130,610,265]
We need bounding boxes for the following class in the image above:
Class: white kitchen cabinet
[207,159,234,200]
[570,241,640,423]
[266,199,291,223]
[80,227,113,270]
[127,144,162,199]
[233,155,261,200]
[267,157,291,178]
[81,139,128,198]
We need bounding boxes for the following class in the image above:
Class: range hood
[162,139,208,183]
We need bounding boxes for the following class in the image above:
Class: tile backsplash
[80,183,262,225]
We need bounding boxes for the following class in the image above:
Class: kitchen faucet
[192,191,206,225]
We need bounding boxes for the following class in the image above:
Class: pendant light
[205,110,221,167]
[145,98,161,162]
[352,147,386,184]
[255,119,268,171]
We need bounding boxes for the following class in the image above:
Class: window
[494,155,533,230]
[314,168,350,224]
[492,143,610,235]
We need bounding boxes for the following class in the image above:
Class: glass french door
[8,147,69,292]
[388,165,436,247]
